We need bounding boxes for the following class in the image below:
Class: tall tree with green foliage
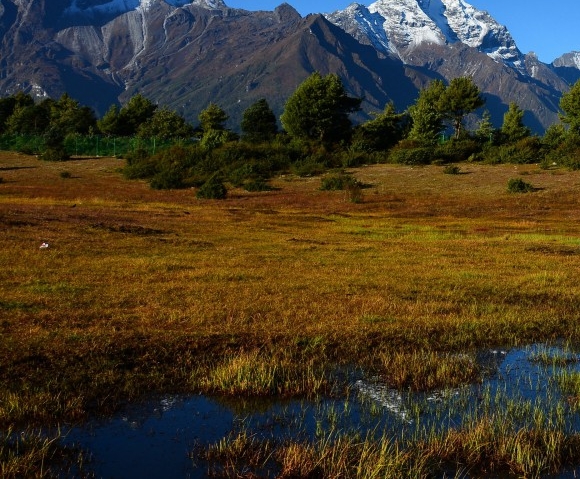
[97,104,121,136]
[241,99,278,142]
[408,80,446,145]
[501,102,530,143]
[50,93,96,135]
[199,103,229,132]
[117,94,157,136]
[439,77,485,139]
[198,103,236,149]
[559,79,580,134]
[352,102,406,152]
[280,72,361,144]
[475,110,496,143]
[5,101,51,135]
[137,107,194,140]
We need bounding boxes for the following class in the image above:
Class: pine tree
[280,72,361,144]
[241,99,277,142]
[439,77,485,139]
[501,102,530,143]
[560,79,580,134]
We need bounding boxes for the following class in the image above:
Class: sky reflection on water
[64,344,580,478]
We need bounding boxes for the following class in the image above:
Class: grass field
[2,152,580,475]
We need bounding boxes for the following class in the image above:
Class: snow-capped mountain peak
[63,0,225,18]
[326,0,523,70]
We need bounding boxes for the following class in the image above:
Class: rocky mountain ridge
[0,0,577,131]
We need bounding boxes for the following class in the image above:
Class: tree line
[2,72,580,196]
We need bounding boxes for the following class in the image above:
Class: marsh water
[63,344,580,478]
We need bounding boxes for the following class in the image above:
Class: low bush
[388,143,434,165]
[435,138,480,163]
[150,166,184,190]
[320,172,360,191]
[40,147,70,162]
[196,174,227,199]
[243,178,271,192]
[443,165,461,175]
[486,137,543,164]
[507,177,534,193]
[59,171,72,179]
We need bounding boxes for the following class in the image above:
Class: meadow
[3,152,580,476]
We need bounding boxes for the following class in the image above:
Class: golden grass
[3,152,580,427]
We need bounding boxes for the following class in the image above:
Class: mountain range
[0,0,578,132]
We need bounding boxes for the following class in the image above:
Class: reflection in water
[64,345,580,478]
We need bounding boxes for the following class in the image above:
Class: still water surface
[64,344,580,478]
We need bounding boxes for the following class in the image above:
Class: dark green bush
[41,147,70,162]
[290,156,328,177]
[244,178,271,192]
[443,165,461,175]
[320,172,361,191]
[150,166,184,190]
[543,132,580,170]
[507,177,534,193]
[59,171,72,178]
[487,137,542,164]
[196,174,227,199]
[388,146,434,165]
[435,139,480,163]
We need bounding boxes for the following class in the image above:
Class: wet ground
[63,344,580,478]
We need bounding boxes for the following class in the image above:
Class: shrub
[40,147,70,162]
[244,178,271,192]
[150,166,184,190]
[443,165,461,175]
[290,157,328,177]
[388,142,434,165]
[543,132,580,170]
[435,138,480,163]
[320,172,360,191]
[489,137,543,164]
[196,174,227,199]
[507,177,534,193]
[59,171,72,178]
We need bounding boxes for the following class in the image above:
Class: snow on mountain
[63,0,217,18]
[326,0,524,71]
[553,51,580,70]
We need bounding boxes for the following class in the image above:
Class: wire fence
[0,134,182,157]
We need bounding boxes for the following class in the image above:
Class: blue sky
[226,1,579,63]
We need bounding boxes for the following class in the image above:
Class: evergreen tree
[352,102,405,152]
[0,97,16,134]
[439,77,485,139]
[97,104,121,136]
[199,103,229,132]
[501,102,530,143]
[559,79,580,134]
[50,93,96,135]
[241,99,278,142]
[5,103,51,135]
[137,107,194,140]
[117,94,157,136]
[280,72,361,144]
[475,110,496,143]
[408,80,446,145]
[198,103,236,149]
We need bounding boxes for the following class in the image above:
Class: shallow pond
[63,344,580,477]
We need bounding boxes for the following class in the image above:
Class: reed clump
[202,416,580,478]
[378,350,481,391]
[0,427,84,479]
[196,350,330,397]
